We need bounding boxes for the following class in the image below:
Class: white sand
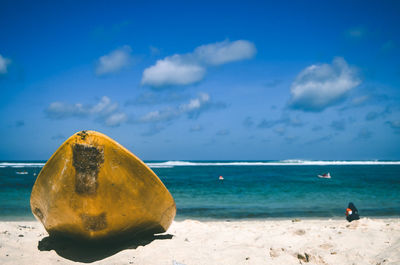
[0,218,399,265]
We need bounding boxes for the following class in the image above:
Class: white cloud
[346,27,367,38]
[386,120,400,134]
[46,102,88,119]
[91,96,118,116]
[352,95,369,105]
[141,40,256,87]
[141,56,205,87]
[138,93,223,123]
[190,125,203,132]
[194,40,256,65]
[126,91,188,106]
[257,113,304,129]
[139,108,178,123]
[388,120,400,128]
[45,96,127,127]
[289,57,361,112]
[96,45,132,75]
[105,112,128,127]
[179,93,210,112]
[0,54,11,74]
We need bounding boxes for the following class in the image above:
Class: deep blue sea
[1,160,399,221]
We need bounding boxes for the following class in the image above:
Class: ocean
[1,160,399,221]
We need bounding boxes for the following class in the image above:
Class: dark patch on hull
[72,144,104,195]
[77,130,88,140]
[80,212,107,231]
[34,207,44,220]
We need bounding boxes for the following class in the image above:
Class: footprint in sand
[346,221,359,230]
[294,229,306,235]
[319,243,334,250]
[296,252,328,264]
[269,247,284,258]
[297,252,311,263]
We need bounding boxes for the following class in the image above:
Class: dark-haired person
[346,202,360,222]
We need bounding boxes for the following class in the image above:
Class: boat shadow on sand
[38,233,174,263]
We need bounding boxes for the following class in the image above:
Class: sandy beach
[0,218,399,265]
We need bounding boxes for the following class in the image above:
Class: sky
[1,0,400,160]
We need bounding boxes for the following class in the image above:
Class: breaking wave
[0,162,45,168]
[147,160,400,168]
[1,160,399,169]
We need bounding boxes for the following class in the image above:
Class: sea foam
[2,160,399,169]
[146,160,400,168]
[0,162,45,168]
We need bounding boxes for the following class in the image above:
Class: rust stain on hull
[72,144,104,195]
[80,212,107,231]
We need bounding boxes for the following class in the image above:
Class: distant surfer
[346,202,360,222]
[318,172,331,179]
[219,175,224,180]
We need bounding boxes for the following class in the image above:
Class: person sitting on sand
[345,202,360,222]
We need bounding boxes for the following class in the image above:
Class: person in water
[346,202,360,222]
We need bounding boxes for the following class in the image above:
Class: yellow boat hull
[30,130,176,241]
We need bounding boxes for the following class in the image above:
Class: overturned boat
[31,130,176,241]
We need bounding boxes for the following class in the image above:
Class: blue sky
[1,0,399,160]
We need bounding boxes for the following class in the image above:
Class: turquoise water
[1,160,399,220]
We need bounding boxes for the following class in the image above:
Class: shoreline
[2,215,400,221]
[1,218,399,264]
